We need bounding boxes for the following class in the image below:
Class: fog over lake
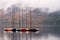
[0,0,60,40]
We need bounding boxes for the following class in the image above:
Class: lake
[0,25,60,40]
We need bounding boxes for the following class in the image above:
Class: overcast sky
[0,0,60,12]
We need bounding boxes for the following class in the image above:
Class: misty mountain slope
[22,8,48,26]
[43,11,60,25]
[5,6,49,26]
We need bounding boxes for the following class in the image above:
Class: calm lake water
[0,25,60,40]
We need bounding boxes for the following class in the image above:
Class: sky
[0,0,60,12]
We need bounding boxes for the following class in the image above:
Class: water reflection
[0,25,60,40]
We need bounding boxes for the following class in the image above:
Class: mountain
[31,8,47,25]
[43,11,60,25]
[0,4,48,27]
[22,8,48,26]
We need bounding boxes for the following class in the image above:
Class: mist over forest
[0,3,60,40]
[0,0,60,40]
[0,4,60,25]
